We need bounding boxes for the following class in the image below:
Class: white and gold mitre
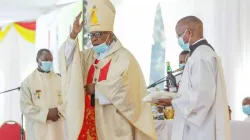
[86,0,116,32]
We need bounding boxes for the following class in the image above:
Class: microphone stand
[21,114,25,140]
[147,72,182,89]
[0,87,24,140]
[147,79,167,89]
[0,87,20,94]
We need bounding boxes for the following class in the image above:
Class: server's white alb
[171,42,231,140]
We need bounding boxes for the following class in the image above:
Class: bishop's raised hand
[70,11,85,39]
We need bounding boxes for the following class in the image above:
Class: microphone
[166,73,177,92]
[166,62,179,92]
[91,94,95,107]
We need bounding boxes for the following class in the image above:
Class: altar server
[158,16,230,140]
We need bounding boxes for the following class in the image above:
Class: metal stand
[0,87,20,94]
[20,114,25,140]
[147,72,182,89]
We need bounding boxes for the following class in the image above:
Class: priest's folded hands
[47,107,60,122]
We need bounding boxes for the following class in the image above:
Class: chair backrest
[0,120,25,140]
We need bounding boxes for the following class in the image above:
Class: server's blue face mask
[39,60,53,72]
[242,105,250,115]
[92,34,110,54]
[178,30,191,51]
[179,63,185,68]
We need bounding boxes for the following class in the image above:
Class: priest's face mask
[36,50,53,72]
[88,31,113,46]
[242,97,250,116]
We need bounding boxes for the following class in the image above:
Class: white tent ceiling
[0,0,79,26]
[0,0,123,27]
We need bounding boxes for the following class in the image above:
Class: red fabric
[78,59,112,140]
[15,22,36,30]
[0,121,25,140]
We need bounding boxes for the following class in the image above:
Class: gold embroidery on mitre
[91,5,99,25]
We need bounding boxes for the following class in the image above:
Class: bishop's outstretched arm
[64,37,78,67]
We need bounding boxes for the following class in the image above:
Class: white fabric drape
[0,2,81,126]
[160,0,250,120]
[0,28,37,125]
[114,0,159,84]
[0,0,79,27]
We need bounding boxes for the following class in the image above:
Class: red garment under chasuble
[78,59,112,140]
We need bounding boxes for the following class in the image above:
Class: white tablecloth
[155,120,250,140]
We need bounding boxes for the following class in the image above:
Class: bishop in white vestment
[166,16,230,140]
[58,0,156,140]
[20,49,65,140]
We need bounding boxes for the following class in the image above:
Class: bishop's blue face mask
[92,34,110,54]
[178,30,191,51]
[93,43,109,54]
[242,105,250,115]
[39,60,53,72]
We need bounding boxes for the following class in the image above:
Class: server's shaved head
[176,16,204,46]
[176,16,203,31]
[243,97,250,106]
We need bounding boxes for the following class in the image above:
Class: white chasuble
[20,70,65,140]
[59,38,157,140]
